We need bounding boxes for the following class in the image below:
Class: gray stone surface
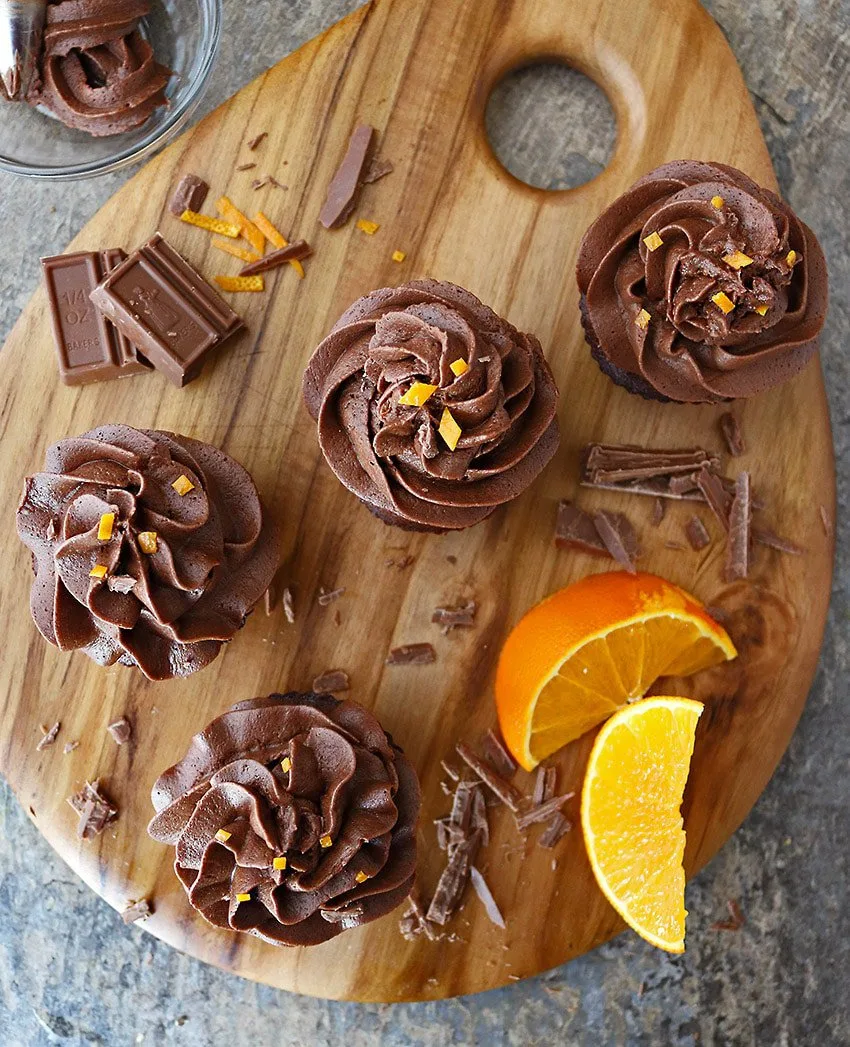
[0,1,848,1044]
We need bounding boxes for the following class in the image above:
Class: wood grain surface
[0,0,835,1002]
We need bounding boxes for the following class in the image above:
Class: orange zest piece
[449,358,469,377]
[356,218,380,235]
[171,474,195,496]
[215,275,265,293]
[216,196,266,255]
[212,238,260,264]
[97,512,115,541]
[398,382,437,407]
[280,756,292,773]
[253,212,305,278]
[711,291,735,314]
[754,303,769,316]
[214,829,232,843]
[392,250,406,263]
[635,308,651,330]
[495,571,736,771]
[273,856,287,871]
[711,195,724,209]
[137,531,158,555]
[89,564,108,580]
[438,408,462,451]
[179,210,240,238]
[786,249,797,266]
[723,250,753,269]
[319,834,333,848]
[643,231,663,252]
[355,871,369,883]
[581,696,704,953]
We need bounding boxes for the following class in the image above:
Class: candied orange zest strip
[273,856,287,870]
[211,238,260,264]
[216,196,266,255]
[215,275,265,293]
[711,291,735,314]
[215,829,232,843]
[449,358,469,377]
[235,893,251,903]
[636,308,651,330]
[786,249,798,266]
[253,212,306,278]
[97,512,115,541]
[711,195,725,209]
[439,408,462,451]
[89,564,108,579]
[138,531,158,554]
[356,218,380,235]
[643,231,663,251]
[179,210,240,238]
[172,474,195,496]
[355,870,369,883]
[280,757,292,773]
[723,250,753,269]
[398,382,437,407]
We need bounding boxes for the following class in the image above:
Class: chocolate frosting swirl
[148,692,420,947]
[28,0,171,137]
[577,161,828,402]
[16,425,280,681]
[303,279,560,531]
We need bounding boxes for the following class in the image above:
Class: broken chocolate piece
[386,643,436,666]
[362,157,394,184]
[514,792,574,831]
[426,830,481,925]
[542,767,557,803]
[121,898,152,924]
[42,250,152,386]
[581,444,729,503]
[531,766,546,807]
[36,722,60,751]
[593,511,638,573]
[168,174,209,217]
[651,498,666,526]
[68,780,118,840]
[89,234,243,387]
[263,565,287,615]
[696,466,732,530]
[469,786,489,847]
[718,413,745,457]
[455,743,522,812]
[725,472,751,581]
[539,812,571,848]
[479,729,517,780]
[107,717,131,745]
[432,601,477,634]
[753,528,804,556]
[685,516,711,551]
[554,501,606,554]
[63,741,80,755]
[239,241,312,276]
[319,124,375,228]
[236,163,256,172]
[317,586,345,607]
[311,669,350,693]
[399,894,438,941]
[469,866,505,929]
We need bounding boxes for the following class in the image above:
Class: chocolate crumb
[362,157,394,183]
[68,780,117,840]
[539,812,572,848]
[724,472,751,581]
[107,717,132,745]
[312,669,350,693]
[282,587,295,624]
[593,511,638,573]
[317,586,346,607]
[386,643,436,666]
[106,575,136,594]
[754,527,804,556]
[515,792,574,831]
[122,898,152,924]
[446,555,457,565]
[651,498,666,526]
[168,174,209,217]
[266,176,287,190]
[432,600,477,634]
[63,741,79,755]
[469,866,505,929]
[479,729,517,780]
[319,124,375,229]
[685,516,711,551]
[36,722,60,751]
[456,743,522,812]
[719,413,745,457]
[247,132,268,150]
[236,163,256,172]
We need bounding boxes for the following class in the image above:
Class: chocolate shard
[582,444,721,485]
[121,898,152,924]
[469,786,489,848]
[718,413,745,457]
[386,643,436,666]
[362,157,394,184]
[311,669,351,693]
[168,174,209,217]
[685,516,711,551]
[542,767,557,803]
[282,587,296,624]
[555,501,607,555]
[42,250,153,386]
[68,780,118,840]
[432,601,477,634]
[539,812,572,848]
[669,473,700,496]
[469,866,505,929]
[479,729,517,780]
[263,566,286,616]
[455,742,522,812]
[399,894,438,941]
[319,124,375,229]
[426,830,481,926]
[236,163,256,172]
[89,233,244,388]
[107,717,132,745]
[239,241,312,276]
[317,586,345,607]
[36,722,60,751]
[531,766,546,807]
[514,792,574,831]
[593,511,638,573]
[247,132,268,150]
[753,527,804,556]
[651,498,666,526]
[725,472,752,581]
[696,466,732,531]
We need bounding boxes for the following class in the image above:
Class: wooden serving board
[0,0,835,1003]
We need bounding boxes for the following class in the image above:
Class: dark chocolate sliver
[479,729,516,780]
[386,643,436,666]
[455,743,522,812]
[168,174,209,217]
[319,124,375,229]
[685,516,711,551]
[247,132,268,150]
[312,669,350,693]
[89,234,243,388]
[753,527,804,556]
[362,158,394,184]
[593,511,638,572]
[725,472,751,581]
[239,241,312,276]
[539,812,571,848]
[43,250,152,386]
[68,780,117,840]
[696,466,732,530]
[719,413,745,457]
[432,601,477,633]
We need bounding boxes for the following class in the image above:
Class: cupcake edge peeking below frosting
[16,424,280,681]
[148,692,420,947]
[577,160,828,403]
[303,279,560,532]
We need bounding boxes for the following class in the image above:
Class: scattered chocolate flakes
[753,527,804,556]
[63,741,79,755]
[312,669,350,693]
[282,587,295,624]
[711,898,746,931]
[725,472,751,581]
[317,586,346,607]
[106,575,136,594]
[685,516,711,551]
[719,413,745,457]
[36,722,60,751]
[362,157,394,183]
[399,894,438,941]
[593,511,638,573]
[265,175,287,190]
[240,241,311,276]
[386,642,436,666]
[668,473,700,496]
[449,781,475,835]
[556,502,639,568]
[542,767,557,803]
[469,786,489,847]
[455,742,522,812]
[107,717,132,745]
[469,866,505,929]
[122,898,152,924]
[264,566,287,615]
[247,132,268,150]
[539,812,572,849]
[236,162,256,172]
[168,173,209,217]
[445,554,457,565]
[432,600,477,634]
[319,124,375,229]
[515,792,574,831]
[531,766,547,807]
[696,466,732,530]
[68,780,117,840]
[386,554,415,570]
[651,498,666,526]
[426,830,481,926]
[820,505,833,537]
[479,729,517,780]
[251,177,270,191]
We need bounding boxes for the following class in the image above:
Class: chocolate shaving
[236,163,256,172]
[432,600,477,634]
[711,898,746,931]
[426,830,481,925]
[685,516,711,551]
[63,741,79,755]
[266,176,287,190]
[264,566,286,615]
[311,669,350,693]
[168,174,209,217]
[469,786,489,847]
[665,540,687,551]
[106,574,136,594]
[282,587,295,624]
[321,907,364,928]
[68,780,117,840]
[593,511,638,573]
[440,759,460,782]
[239,241,312,276]
[449,781,475,835]
[719,413,745,457]
[107,717,131,745]
[251,177,270,191]
[479,729,517,779]
[556,502,638,567]
[317,586,345,606]
[820,505,833,537]
[669,473,700,496]
[386,554,415,570]
[386,643,436,666]
[582,444,720,485]
[319,124,375,229]
[651,498,666,526]
[531,767,546,807]
[724,472,751,581]
[45,518,57,540]
[399,894,438,940]
[542,767,557,803]
[247,132,268,150]
[455,743,522,812]
[362,157,394,183]
[753,527,804,556]
[515,792,574,831]
[469,866,505,929]
[696,466,732,530]
[36,722,60,751]
[539,812,572,848]
[121,899,152,924]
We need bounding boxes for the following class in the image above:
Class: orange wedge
[495,571,735,771]
[581,695,704,952]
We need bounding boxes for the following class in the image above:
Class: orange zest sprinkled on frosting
[723,250,753,269]
[216,196,266,255]
[280,756,292,773]
[398,382,437,407]
[171,474,195,496]
[97,512,115,542]
[635,308,651,330]
[355,870,369,883]
[137,531,158,554]
[711,195,725,209]
[391,250,406,263]
[786,249,797,266]
[643,231,663,252]
[211,238,260,264]
[215,275,265,293]
[449,358,469,377]
[438,408,462,451]
[215,829,232,843]
[89,564,107,579]
[273,856,287,870]
[356,218,379,235]
[179,210,240,238]
[319,834,333,848]
[235,893,251,902]
[711,291,735,315]
[754,303,769,316]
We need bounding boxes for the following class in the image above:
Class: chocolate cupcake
[303,279,560,532]
[148,692,420,946]
[577,160,828,403]
[16,425,279,680]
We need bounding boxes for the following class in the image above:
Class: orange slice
[495,571,735,771]
[581,695,704,952]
